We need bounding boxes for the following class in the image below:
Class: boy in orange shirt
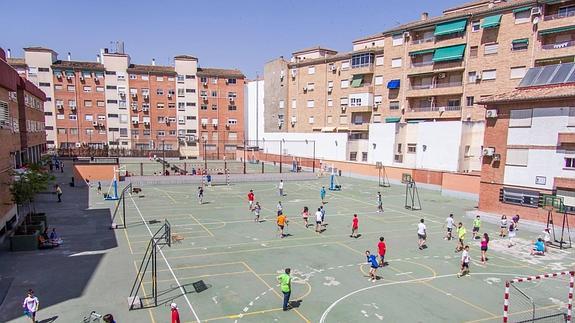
[277,212,288,238]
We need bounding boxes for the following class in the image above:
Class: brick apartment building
[197,68,246,159]
[478,63,575,222]
[0,48,47,242]
[8,45,245,159]
[264,0,575,172]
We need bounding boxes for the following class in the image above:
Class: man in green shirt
[472,215,481,240]
[456,222,467,252]
[277,268,291,311]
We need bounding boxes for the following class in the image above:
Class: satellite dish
[532,16,540,24]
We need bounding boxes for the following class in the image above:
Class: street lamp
[203,138,207,170]
[162,139,166,175]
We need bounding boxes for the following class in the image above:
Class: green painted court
[87,175,574,323]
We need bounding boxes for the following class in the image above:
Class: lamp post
[203,139,207,171]
[162,139,166,175]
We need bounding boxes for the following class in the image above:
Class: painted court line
[129,195,201,323]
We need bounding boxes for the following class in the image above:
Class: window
[374,95,383,105]
[308,66,315,75]
[39,82,50,87]
[67,85,75,92]
[212,105,218,111]
[510,66,527,79]
[484,43,499,55]
[565,157,575,169]
[96,86,104,92]
[341,80,349,88]
[506,148,529,167]
[327,115,333,124]
[157,116,166,123]
[279,100,285,109]
[291,99,297,109]
[514,10,531,24]
[199,77,207,84]
[472,20,480,32]
[227,78,236,84]
[28,67,38,75]
[327,99,333,107]
[129,74,137,80]
[107,100,118,104]
[509,109,533,127]
[68,100,77,107]
[466,96,475,107]
[512,39,529,51]
[307,100,315,108]
[482,69,497,81]
[407,143,417,153]
[468,71,477,83]
[106,85,117,90]
[375,56,384,66]
[186,89,196,93]
[84,100,93,107]
[340,97,349,105]
[98,115,106,121]
[140,75,148,81]
[569,107,575,126]
[362,152,368,162]
[392,34,404,46]
[55,84,63,90]
[469,46,478,58]
[349,152,357,161]
[157,131,165,137]
[97,100,105,107]
[178,88,185,97]
[350,97,362,107]
[38,67,49,72]
[85,115,93,121]
[308,116,314,124]
[157,88,164,95]
[227,119,238,125]
[56,114,65,120]
[373,115,382,123]
[391,58,402,68]
[57,128,66,134]
[341,61,350,70]
[340,115,348,124]
[69,128,78,135]
[390,101,400,110]
[177,75,185,83]
[200,104,207,110]
[120,115,128,124]
[69,114,77,120]
[228,105,237,111]
[211,90,217,97]
[374,76,384,85]
[107,113,118,118]
[157,103,165,109]
[211,77,218,84]
[83,86,91,93]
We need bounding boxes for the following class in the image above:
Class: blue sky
[3,0,464,79]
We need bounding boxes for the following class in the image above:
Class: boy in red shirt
[350,214,359,238]
[171,303,180,323]
[247,190,255,210]
[378,237,387,266]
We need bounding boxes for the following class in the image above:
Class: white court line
[129,195,201,323]
[319,272,531,323]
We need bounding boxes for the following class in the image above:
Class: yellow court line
[157,188,178,203]
[132,262,157,323]
[143,271,251,284]
[123,226,135,255]
[188,213,215,237]
[154,261,247,273]
[241,261,311,323]
[129,234,213,245]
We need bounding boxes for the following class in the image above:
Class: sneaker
[418,246,423,250]
[371,279,376,282]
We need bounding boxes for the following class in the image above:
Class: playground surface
[7,174,572,323]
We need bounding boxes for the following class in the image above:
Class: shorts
[278,225,284,230]
[418,234,426,240]
[481,246,488,251]
[249,201,254,205]
[473,227,480,232]
[370,266,378,270]
[447,227,453,233]
[462,262,469,269]
[316,221,322,224]
[379,255,385,262]
[458,238,464,244]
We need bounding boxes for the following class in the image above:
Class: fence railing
[543,10,575,21]
[541,40,575,50]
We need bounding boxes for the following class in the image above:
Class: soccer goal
[503,271,574,323]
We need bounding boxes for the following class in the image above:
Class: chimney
[421,12,429,21]
[67,52,71,61]
[96,54,100,63]
[152,58,156,66]
[6,48,11,59]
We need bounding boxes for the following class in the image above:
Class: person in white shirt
[23,289,39,322]
[417,219,427,250]
[277,201,283,215]
[444,214,455,240]
[315,208,323,233]
[278,180,284,196]
[376,192,383,213]
[458,245,471,277]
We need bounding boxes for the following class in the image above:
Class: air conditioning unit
[303,86,308,92]
[202,81,207,86]
[202,96,208,101]
[167,94,172,99]
[131,105,138,111]
[225,79,229,84]
[212,119,218,126]
[132,120,139,124]
[131,92,137,98]
[56,104,64,109]
[98,122,104,127]
[165,119,171,124]
[80,75,84,81]
[75,142,82,148]
[280,70,285,80]
[291,116,297,125]
[144,121,150,125]
[291,69,297,78]
[486,109,498,118]
[142,107,149,112]
[438,73,447,79]
[482,147,495,157]
[143,94,149,100]
[92,121,99,126]
[531,7,541,16]
[327,86,333,93]
[278,120,284,127]
[329,65,337,72]
[94,77,99,83]
[201,120,208,126]
[229,97,234,102]
[493,154,501,162]
[56,73,62,79]
[70,106,77,110]
[341,106,347,112]
[476,72,482,80]
[66,75,72,80]
[438,106,446,112]
[119,92,126,97]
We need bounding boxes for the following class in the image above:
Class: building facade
[264,0,575,172]
[478,63,575,222]
[1,48,47,242]
[9,46,244,159]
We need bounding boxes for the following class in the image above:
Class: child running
[302,206,309,228]
[277,201,283,215]
[320,205,326,224]
[480,233,489,264]
[247,190,255,210]
[376,192,383,213]
[378,237,386,266]
[417,219,427,250]
[253,202,262,223]
[366,251,379,282]
[472,215,481,240]
[500,215,508,237]
[455,222,466,252]
[320,186,326,204]
[350,214,359,238]
[315,208,323,233]
[277,211,287,238]
[444,214,454,240]
[457,245,471,278]
[197,186,204,205]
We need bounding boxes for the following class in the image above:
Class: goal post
[503,271,574,323]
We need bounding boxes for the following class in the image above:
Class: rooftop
[197,67,245,78]
[23,46,57,54]
[7,58,27,68]
[52,60,105,71]
[127,64,177,76]
[292,46,338,56]
[174,55,198,61]
[477,84,575,104]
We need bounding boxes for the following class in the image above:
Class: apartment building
[197,68,246,159]
[10,45,243,159]
[1,48,46,242]
[478,62,575,222]
[264,0,575,172]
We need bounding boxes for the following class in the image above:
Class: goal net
[503,271,574,323]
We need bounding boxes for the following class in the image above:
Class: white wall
[245,79,264,143]
[504,149,574,190]
[415,121,462,172]
[259,132,348,161]
[368,123,396,165]
[507,107,573,146]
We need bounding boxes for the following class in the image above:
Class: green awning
[434,19,468,36]
[407,120,424,124]
[432,44,466,63]
[409,48,436,56]
[512,38,529,44]
[481,14,502,28]
[385,117,401,123]
[350,75,363,88]
[512,6,531,13]
[539,25,575,36]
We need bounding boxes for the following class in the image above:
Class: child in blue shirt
[366,251,379,282]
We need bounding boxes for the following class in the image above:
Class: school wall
[258,132,348,161]
[367,123,395,165]
[73,164,118,184]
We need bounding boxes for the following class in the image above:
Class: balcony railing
[409,106,462,112]
[410,82,463,90]
[411,61,434,68]
[541,40,575,50]
[543,10,575,21]
[411,37,435,45]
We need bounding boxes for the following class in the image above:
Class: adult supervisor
[277,268,292,311]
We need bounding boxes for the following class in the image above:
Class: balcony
[544,11,575,21]
[411,61,434,68]
[350,64,374,75]
[411,37,435,45]
[558,132,575,146]
[347,85,374,94]
[540,8,575,31]
[407,82,463,97]
[349,123,369,131]
[408,60,464,75]
[348,105,374,113]
[405,105,462,120]
[541,40,575,50]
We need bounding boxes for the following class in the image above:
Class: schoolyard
[82,175,574,323]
